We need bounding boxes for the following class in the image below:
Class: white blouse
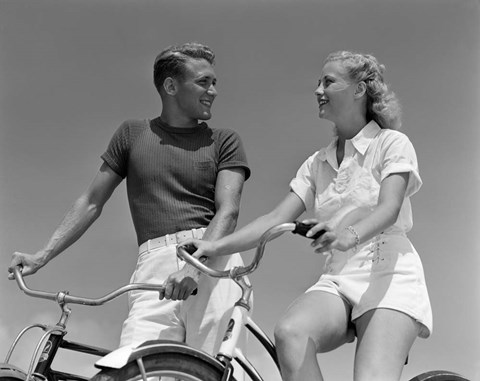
[290,121,422,235]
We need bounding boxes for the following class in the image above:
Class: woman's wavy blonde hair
[325,51,402,130]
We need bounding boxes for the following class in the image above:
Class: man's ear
[354,81,367,99]
[163,77,177,95]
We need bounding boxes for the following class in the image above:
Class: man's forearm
[201,208,238,242]
[41,195,102,262]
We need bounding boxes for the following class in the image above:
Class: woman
[181,51,432,381]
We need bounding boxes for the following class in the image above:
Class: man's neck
[160,111,199,128]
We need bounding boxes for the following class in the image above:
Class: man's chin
[199,112,212,120]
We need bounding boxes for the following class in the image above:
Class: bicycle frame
[216,291,280,381]
[3,321,109,381]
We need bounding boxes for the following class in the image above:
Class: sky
[0,0,479,380]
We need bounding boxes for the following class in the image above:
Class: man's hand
[8,251,47,280]
[160,264,201,301]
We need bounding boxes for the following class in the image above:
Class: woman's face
[314,60,357,124]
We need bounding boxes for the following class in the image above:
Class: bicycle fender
[0,363,27,380]
[94,340,224,371]
[94,345,134,369]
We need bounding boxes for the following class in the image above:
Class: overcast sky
[1,1,479,380]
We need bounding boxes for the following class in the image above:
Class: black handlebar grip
[292,221,326,240]
[182,244,198,255]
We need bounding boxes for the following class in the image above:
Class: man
[8,42,250,356]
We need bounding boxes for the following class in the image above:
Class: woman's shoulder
[376,128,413,147]
[377,127,408,139]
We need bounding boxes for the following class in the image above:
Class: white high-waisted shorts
[306,232,432,338]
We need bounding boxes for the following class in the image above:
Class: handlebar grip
[182,244,197,255]
[292,221,326,240]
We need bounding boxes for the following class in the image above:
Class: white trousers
[119,233,248,359]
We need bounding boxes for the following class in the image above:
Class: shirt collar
[350,120,381,155]
[319,120,381,163]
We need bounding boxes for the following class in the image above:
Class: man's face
[174,58,217,123]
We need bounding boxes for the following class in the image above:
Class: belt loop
[195,228,205,240]
[147,239,151,252]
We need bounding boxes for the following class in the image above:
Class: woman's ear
[354,81,367,99]
[163,77,177,96]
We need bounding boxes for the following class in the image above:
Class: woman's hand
[178,238,219,259]
[302,219,354,253]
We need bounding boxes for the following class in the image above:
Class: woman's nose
[207,84,217,96]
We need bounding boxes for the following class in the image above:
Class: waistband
[138,228,207,255]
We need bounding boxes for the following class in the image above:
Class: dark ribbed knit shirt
[101,117,250,245]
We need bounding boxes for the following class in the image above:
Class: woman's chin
[318,112,333,123]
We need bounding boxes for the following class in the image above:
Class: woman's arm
[186,191,306,258]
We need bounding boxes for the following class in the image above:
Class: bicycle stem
[231,273,253,311]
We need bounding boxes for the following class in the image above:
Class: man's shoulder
[209,126,241,140]
[118,118,149,131]
[112,119,150,140]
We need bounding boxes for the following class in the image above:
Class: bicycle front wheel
[92,352,235,381]
[409,370,470,381]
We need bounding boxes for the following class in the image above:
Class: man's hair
[153,42,215,94]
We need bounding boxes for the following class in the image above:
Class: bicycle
[1,270,166,381]
[2,222,471,381]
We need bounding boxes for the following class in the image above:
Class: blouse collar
[320,120,381,163]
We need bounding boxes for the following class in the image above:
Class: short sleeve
[101,121,130,178]
[289,152,319,210]
[216,129,251,180]
[379,131,422,198]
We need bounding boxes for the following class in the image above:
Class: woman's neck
[335,114,368,143]
[334,114,368,166]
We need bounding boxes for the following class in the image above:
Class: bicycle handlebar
[177,221,323,279]
[13,221,321,304]
[12,266,165,306]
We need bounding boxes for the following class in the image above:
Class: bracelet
[345,226,360,252]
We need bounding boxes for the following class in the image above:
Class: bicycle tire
[408,370,470,381]
[92,352,236,381]
[0,376,24,381]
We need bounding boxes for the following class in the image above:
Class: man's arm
[161,167,246,300]
[201,167,246,241]
[8,162,123,279]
